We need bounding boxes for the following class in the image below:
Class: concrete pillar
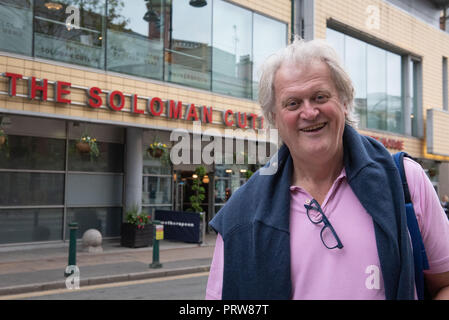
[124,127,143,216]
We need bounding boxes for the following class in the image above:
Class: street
[1,272,209,300]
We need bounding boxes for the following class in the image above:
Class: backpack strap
[392,152,430,300]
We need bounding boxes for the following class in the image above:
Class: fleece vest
[209,124,415,300]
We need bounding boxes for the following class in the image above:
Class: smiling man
[205,38,449,300]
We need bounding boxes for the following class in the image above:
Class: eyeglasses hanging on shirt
[304,199,344,250]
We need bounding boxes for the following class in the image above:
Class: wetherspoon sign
[1,72,265,129]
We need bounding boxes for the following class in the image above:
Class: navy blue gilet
[209,124,415,300]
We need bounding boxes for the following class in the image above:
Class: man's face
[272,60,347,162]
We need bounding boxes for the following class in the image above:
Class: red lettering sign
[55,81,71,104]
[107,90,125,111]
[185,104,199,121]
[29,77,48,101]
[131,94,144,114]
[5,72,22,97]
[87,87,102,108]
[167,100,183,119]
[237,112,247,129]
[249,113,258,129]
[223,109,234,127]
[201,106,213,123]
[149,97,164,116]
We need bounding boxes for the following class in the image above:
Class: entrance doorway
[173,170,211,231]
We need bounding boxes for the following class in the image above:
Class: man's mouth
[300,122,327,132]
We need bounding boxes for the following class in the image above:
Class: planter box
[120,223,153,248]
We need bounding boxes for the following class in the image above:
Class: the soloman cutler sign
[2,72,265,129]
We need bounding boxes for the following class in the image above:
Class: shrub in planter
[120,208,153,248]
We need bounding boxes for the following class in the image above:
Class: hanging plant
[147,139,171,166]
[148,141,167,158]
[76,132,100,159]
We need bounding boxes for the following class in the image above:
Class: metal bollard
[149,220,163,269]
[64,222,78,277]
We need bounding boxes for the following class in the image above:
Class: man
[205,38,449,300]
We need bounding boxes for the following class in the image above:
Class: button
[305,199,311,205]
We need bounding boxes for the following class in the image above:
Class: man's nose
[299,100,319,120]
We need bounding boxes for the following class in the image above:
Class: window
[142,153,173,213]
[367,44,387,131]
[327,28,406,134]
[0,1,287,100]
[253,13,288,100]
[66,207,121,239]
[0,0,32,55]
[212,0,252,99]
[107,0,164,80]
[0,208,63,244]
[165,0,212,90]
[33,0,106,68]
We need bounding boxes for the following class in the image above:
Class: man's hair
[258,36,358,128]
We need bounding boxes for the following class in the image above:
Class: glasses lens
[306,206,323,224]
[321,224,340,249]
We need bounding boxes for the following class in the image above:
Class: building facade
[0,0,289,245]
[2,0,449,247]
[293,0,449,196]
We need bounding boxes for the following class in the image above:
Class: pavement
[0,232,217,298]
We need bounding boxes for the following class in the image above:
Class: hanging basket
[148,148,163,158]
[76,141,91,153]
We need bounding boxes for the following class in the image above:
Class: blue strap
[393,152,430,300]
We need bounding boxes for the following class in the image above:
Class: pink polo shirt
[205,157,449,300]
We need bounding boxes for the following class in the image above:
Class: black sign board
[154,210,202,243]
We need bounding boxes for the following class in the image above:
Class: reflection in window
[367,44,387,131]
[0,172,64,206]
[67,207,122,239]
[0,135,65,171]
[0,0,33,55]
[253,13,287,99]
[68,140,124,172]
[143,176,172,205]
[107,0,164,79]
[165,0,212,90]
[33,0,105,68]
[212,0,252,99]
[387,52,402,133]
[0,208,63,244]
[326,28,405,134]
[344,36,366,128]
[142,150,172,210]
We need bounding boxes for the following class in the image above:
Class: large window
[0,131,66,244]
[253,13,288,100]
[0,0,33,56]
[212,0,252,99]
[107,0,164,79]
[165,0,212,91]
[34,0,106,69]
[0,116,125,244]
[327,28,406,135]
[0,0,286,101]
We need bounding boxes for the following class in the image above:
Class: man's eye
[315,94,329,103]
[286,100,299,109]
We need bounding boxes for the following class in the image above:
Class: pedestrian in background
[206,37,449,300]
